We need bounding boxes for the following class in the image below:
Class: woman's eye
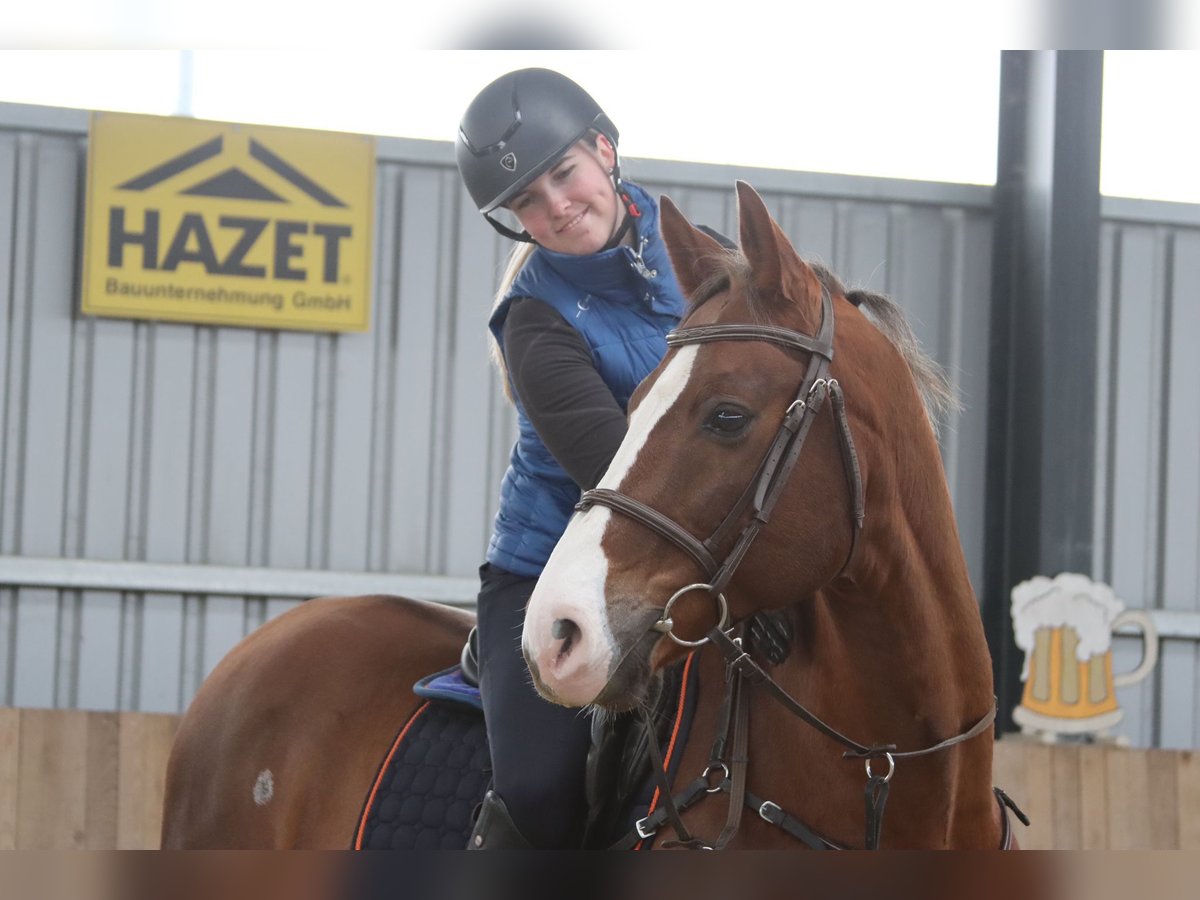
[706,407,750,435]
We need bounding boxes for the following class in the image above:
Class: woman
[455,68,690,849]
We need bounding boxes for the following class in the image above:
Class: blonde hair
[489,241,537,403]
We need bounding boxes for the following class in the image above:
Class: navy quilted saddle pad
[353,657,699,850]
[353,667,490,850]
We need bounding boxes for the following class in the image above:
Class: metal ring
[865,752,895,784]
[658,583,729,647]
[702,763,729,793]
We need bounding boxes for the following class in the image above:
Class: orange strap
[636,651,696,850]
[353,701,431,850]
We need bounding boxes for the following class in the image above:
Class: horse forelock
[686,252,742,313]
[687,252,772,326]
[688,251,822,329]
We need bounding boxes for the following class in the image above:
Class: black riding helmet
[456,68,622,242]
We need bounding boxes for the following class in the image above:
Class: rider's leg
[472,563,593,849]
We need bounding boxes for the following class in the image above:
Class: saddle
[352,629,701,850]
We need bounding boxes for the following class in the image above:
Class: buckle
[758,800,783,824]
[635,817,657,840]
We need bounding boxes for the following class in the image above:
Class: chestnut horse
[162,182,1016,850]
[523,182,1017,849]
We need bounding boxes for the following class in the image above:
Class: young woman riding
[455,67,689,849]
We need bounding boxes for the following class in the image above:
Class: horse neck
[757,419,998,845]
[829,418,995,721]
[810,317,994,717]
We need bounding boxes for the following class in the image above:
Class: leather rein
[579,288,1004,849]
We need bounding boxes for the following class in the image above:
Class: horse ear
[735,182,819,325]
[659,194,729,299]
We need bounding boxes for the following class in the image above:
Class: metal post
[176,50,194,117]
[983,50,1105,733]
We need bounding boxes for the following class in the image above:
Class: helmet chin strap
[599,158,641,252]
[483,212,535,243]
[599,209,635,252]
[612,160,642,219]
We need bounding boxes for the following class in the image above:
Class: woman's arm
[504,297,627,490]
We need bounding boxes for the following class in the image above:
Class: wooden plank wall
[0,709,1196,849]
[993,737,1200,849]
[0,708,179,849]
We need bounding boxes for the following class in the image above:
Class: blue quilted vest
[487,182,687,577]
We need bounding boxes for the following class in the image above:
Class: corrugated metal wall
[1094,203,1200,748]
[0,114,517,713]
[0,103,1196,749]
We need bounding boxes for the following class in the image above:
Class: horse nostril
[551,618,581,656]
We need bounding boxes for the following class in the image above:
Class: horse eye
[706,407,750,436]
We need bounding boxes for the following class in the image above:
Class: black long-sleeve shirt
[504,296,629,491]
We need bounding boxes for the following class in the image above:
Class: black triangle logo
[117,134,346,208]
[118,136,223,191]
[179,167,285,202]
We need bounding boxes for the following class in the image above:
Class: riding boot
[467,790,533,849]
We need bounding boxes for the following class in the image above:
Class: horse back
[160,594,473,848]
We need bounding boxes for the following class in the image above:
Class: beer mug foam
[1010,573,1157,734]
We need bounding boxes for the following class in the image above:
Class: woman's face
[506,136,621,255]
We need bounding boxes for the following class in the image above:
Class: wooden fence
[0,708,1197,849]
[0,707,179,849]
[993,737,1200,849]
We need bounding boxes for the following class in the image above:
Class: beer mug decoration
[1010,573,1158,738]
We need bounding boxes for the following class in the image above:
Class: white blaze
[596,345,700,493]
[523,346,698,702]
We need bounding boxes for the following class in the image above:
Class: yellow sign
[82,111,374,332]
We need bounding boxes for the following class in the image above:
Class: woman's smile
[557,208,588,233]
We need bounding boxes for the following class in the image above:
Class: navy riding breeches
[475,562,594,849]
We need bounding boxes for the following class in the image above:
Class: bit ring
[655,583,729,647]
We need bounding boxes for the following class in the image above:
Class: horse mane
[690,251,958,434]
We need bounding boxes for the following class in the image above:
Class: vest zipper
[629,236,658,280]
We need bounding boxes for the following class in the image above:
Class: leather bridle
[576,284,865,643]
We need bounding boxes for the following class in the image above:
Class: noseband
[576,285,865,643]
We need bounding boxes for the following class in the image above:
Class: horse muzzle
[521,596,616,707]
[522,598,664,710]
